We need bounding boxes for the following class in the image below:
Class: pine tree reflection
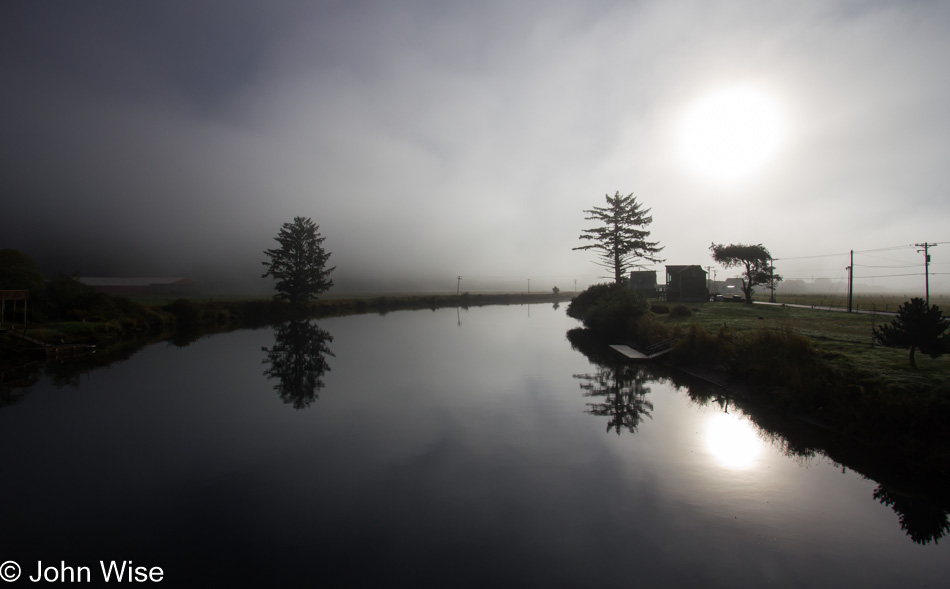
[575,364,654,435]
[262,320,334,409]
[568,327,655,435]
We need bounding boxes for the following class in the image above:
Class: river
[0,304,946,587]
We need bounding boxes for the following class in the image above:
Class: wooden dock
[609,339,678,361]
[2,327,95,357]
[38,343,97,358]
[609,345,650,360]
[1,327,45,347]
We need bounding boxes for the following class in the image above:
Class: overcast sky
[3,0,948,294]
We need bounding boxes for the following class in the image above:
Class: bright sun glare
[679,86,783,182]
[704,412,763,470]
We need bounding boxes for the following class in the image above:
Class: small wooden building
[628,270,658,297]
[665,265,707,302]
[0,290,29,327]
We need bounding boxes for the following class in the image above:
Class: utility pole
[915,243,936,305]
[527,278,530,294]
[457,275,462,296]
[768,259,776,303]
[573,279,577,293]
[847,250,853,313]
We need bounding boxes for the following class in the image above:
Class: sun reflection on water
[704,412,763,470]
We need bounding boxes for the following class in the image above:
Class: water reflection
[566,325,950,545]
[567,327,654,434]
[574,365,654,435]
[2,335,159,404]
[261,320,335,410]
[0,361,41,408]
[704,412,763,470]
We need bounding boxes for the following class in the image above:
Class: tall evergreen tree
[262,216,335,306]
[573,191,664,284]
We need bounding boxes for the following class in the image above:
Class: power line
[854,244,917,254]
[776,245,909,260]
[777,273,950,280]
[774,252,849,261]
[856,272,949,279]
[774,241,949,262]
[859,253,919,264]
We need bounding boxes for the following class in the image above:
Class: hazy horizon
[3,1,948,296]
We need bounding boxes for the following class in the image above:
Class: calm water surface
[1,304,947,587]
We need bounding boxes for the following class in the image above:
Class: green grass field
[655,300,949,393]
[751,292,950,313]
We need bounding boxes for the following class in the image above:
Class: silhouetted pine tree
[262,216,335,306]
[573,191,664,284]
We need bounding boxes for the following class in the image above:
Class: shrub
[569,284,649,339]
[670,304,692,317]
[566,283,614,320]
[873,298,949,368]
[650,304,670,314]
[672,324,718,364]
[631,313,672,346]
[165,299,203,327]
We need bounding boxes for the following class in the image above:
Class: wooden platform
[609,344,649,360]
[2,327,95,357]
[609,340,676,361]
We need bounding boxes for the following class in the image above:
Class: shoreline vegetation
[1,290,568,351]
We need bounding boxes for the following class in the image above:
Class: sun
[678,85,783,182]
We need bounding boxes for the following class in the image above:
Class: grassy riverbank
[662,301,949,388]
[1,291,567,349]
[646,301,949,477]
